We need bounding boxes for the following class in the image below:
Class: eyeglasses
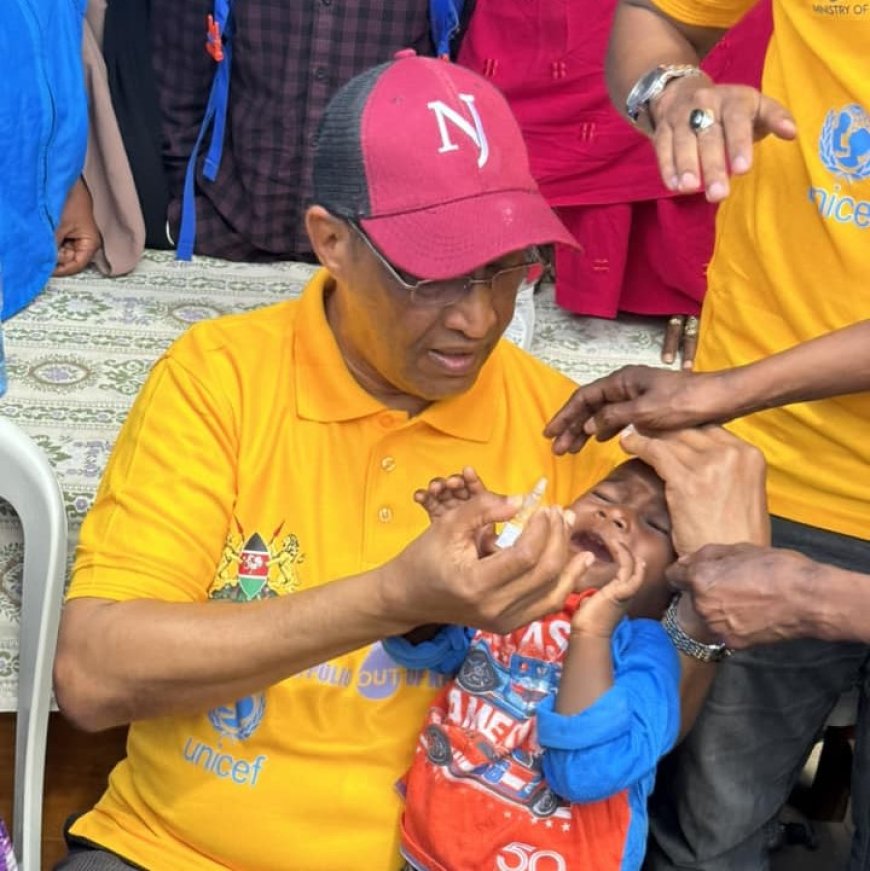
[348,221,546,308]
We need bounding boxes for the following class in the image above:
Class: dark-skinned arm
[606,0,725,115]
[607,0,795,200]
[547,320,870,454]
[618,426,770,738]
[669,544,870,648]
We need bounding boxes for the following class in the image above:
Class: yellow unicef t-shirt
[66,271,609,871]
[654,0,870,538]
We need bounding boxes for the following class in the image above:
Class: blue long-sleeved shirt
[0,0,87,320]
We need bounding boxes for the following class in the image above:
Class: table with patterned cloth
[0,250,667,711]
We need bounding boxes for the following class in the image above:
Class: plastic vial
[495,477,548,549]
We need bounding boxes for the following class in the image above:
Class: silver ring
[688,107,716,134]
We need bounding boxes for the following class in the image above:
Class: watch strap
[625,64,703,126]
[662,594,731,662]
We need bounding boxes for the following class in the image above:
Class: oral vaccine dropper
[495,477,548,549]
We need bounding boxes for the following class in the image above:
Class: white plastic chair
[0,416,68,871]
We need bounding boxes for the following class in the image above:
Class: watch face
[639,67,665,94]
[626,66,666,120]
[626,65,700,123]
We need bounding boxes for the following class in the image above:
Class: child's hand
[571,543,645,638]
[413,467,486,517]
[414,467,500,555]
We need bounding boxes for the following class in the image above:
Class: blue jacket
[0,0,87,320]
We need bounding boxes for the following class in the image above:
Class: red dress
[458,0,772,318]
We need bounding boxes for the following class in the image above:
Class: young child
[384,460,688,871]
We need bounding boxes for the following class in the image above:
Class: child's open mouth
[570,530,614,563]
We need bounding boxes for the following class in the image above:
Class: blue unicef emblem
[819,105,870,182]
[208,693,266,741]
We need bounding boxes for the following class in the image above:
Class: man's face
[327,235,525,415]
[566,460,676,616]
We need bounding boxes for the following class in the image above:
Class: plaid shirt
[152,1,433,261]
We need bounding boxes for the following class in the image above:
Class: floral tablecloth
[0,250,666,711]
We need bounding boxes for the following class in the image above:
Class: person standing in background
[546,320,870,653]
[0,0,99,321]
[147,1,439,262]
[0,0,147,324]
[457,0,772,367]
[600,0,870,866]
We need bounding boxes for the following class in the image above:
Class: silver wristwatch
[625,64,702,131]
[662,595,731,663]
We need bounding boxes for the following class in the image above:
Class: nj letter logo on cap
[427,94,490,169]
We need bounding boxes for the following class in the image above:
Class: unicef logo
[819,105,870,182]
[208,693,266,741]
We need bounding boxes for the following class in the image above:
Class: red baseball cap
[312,52,576,280]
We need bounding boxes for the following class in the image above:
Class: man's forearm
[669,544,870,650]
[810,562,870,645]
[54,566,410,732]
[719,320,870,417]
[606,0,724,117]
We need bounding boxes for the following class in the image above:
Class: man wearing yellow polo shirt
[49,55,618,871]
[599,0,870,868]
